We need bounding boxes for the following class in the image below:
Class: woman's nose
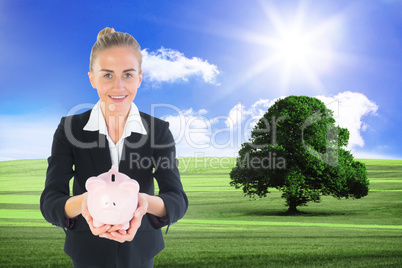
[114,78,124,90]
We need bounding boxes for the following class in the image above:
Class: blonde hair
[89,27,142,72]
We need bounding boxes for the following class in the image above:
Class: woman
[40,27,188,268]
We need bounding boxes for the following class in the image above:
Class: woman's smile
[109,95,128,102]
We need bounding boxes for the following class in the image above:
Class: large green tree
[230,95,369,212]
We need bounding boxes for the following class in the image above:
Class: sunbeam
[238,0,344,95]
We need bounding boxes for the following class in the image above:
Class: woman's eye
[104,73,112,78]
[124,73,133,78]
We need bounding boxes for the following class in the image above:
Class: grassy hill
[0,158,401,267]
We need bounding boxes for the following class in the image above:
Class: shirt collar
[83,101,147,137]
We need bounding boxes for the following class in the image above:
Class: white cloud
[225,91,378,153]
[162,108,229,156]
[315,91,378,150]
[225,98,281,129]
[141,47,220,85]
[225,103,250,127]
[249,99,276,117]
[0,115,59,161]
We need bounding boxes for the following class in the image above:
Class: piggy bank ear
[120,180,140,195]
[86,177,106,192]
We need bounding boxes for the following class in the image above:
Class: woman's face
[88,46,142,115]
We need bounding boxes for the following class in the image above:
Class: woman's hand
[81,192,113,236]
[90,193,149,243]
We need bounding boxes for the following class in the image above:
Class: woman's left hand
[99,193,148,243]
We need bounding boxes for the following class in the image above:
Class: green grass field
[0,158,401,267]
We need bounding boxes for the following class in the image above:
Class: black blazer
[40,109,188,267]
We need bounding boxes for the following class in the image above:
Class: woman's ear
[88,72,96,89]
[138,71,143,88]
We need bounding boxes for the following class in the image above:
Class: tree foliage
[230,95,369,212]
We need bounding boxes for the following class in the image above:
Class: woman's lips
[109,95,127,102]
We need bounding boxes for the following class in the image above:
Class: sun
[270,23,323,91]
[275,29,312,66]
[237,1,341,94]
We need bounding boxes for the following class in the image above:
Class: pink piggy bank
[85,165,140,230]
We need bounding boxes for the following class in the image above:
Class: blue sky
[1,0,401,161]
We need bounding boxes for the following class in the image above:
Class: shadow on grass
[243,209,357,217]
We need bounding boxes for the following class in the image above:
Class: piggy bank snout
[100,194,117,208]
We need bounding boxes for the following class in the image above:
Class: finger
[99,232,124,243]
[134,210,142,218]
[92,225,111,236]
[96,224,111,233]
[133,205,146,219]
[110,231,134,243]
[87,220,111,236]
[137,194,149,213]
[84,214,93,225]
[99,232,114,240]
[126,215,142,237]
[81,193,89,215]
[107,224,123,233]
[82,210,92,227]
[118,229,127,235]
[84,214,95,231]
[84,214,111,234]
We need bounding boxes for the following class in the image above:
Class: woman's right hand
[81,192,114,236]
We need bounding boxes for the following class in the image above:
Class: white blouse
[83,101,147,168]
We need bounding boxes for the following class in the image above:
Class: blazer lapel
[83,130,112,175]
[119,132,148,175]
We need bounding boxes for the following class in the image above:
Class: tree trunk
[287,201,298,214]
